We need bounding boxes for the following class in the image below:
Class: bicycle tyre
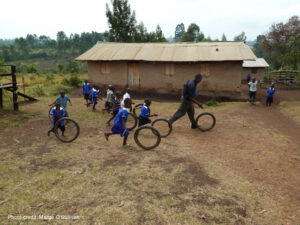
[134,125,161,150]
[54,117,80,143]
[127,112,138,131]
[196,112,216,132]
[151,118,172,138]
[133,103,143,116]
[48,106,54,122]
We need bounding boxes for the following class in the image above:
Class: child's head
[94,85,99,90]
[115,91,122,98]
[84,79,88,84]
[271,84,274,88]
[126,88,131,94]
[194,73,202,84]
[59,90,65,97]
[252,77,256,82]
[124,98,132,109]
[55,101,61,109]
[144,98,151,107]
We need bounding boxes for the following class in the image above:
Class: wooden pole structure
[11,65,18,111]
[0,88,3,108]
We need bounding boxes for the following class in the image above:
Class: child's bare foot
[122,144,130,148]
[104,133,109,141]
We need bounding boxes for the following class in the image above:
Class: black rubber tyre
[54,117,80,143]
[127,112,138,131]
[151,118,172,138]
[134,125,161,150]
[133,103,143,116]
[196,112,216,132]
[48,106,54,122]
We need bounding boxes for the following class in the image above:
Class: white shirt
[121,93,131,106]
[248,81,257,92]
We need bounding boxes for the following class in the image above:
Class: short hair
[124,98,132,105]
[60,90,65,94]
[84,79,88,83]
[126,88,131,92]
[55,101,61,106]
[195,73,202,79]
[144,98,151,105]
[115,90,121,96]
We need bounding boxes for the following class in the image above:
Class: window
[200,63,210,77]
[101,62,110,74]
[165,63,175,76]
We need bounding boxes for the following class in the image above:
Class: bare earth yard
[0,91,299,224]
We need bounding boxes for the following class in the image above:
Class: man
[49,90,72,117]
[248,77,257,104]
[169,73,203,129]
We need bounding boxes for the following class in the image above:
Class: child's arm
[49,100,56,107]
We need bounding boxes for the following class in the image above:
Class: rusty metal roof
[243,58,269,67]
[76,42,256,62]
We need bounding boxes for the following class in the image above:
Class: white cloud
[0,0,299,40]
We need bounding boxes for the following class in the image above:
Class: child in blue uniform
[138,99,157,127]
[88,85,102,110]
[48,101,66,136]
[106,90,122,125]
[82,80,91,106]
[104,98,132,147]
[266,84,275,107]
[49,90,72,117]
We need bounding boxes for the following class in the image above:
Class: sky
[0,0,299,41]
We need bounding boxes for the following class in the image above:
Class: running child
[48,101,66,136]
[49,90,72,116]
[104,98,132,147]
[105,85,115,111]
[121,88,135,110]
[88,85,102,110]
[138,98,158,127]
[106,90,121,125]
[82,80,91,106]
[266,84,275,107]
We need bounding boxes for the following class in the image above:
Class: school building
[242,58,269,82]
[76,42,257,98]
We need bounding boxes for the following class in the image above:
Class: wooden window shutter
[101,62,110,74]
[165,63,175,76]
[200,63,210,77]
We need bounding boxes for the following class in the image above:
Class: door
[127,63,140,89]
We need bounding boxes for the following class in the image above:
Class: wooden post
[11,65,18,111]
[22,75,25,94]
[0,88,3,108]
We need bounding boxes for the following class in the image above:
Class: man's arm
[68,97,72,106]
[190,97,203,108]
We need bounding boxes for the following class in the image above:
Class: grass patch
[280,101,300,123]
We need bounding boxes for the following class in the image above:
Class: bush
[69,74,82,87]
[50,83,72,96]
[46,72,54,81]
[57,64,64,72]
[66,61,80,73]
[205,99,219,107]
[32,85,47,97]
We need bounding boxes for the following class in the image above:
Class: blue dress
[50,107,66,128]
[111,108,130,137]
[91,89,100,104]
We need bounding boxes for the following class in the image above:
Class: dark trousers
[169,100,196,127]
[138,116,151,127]
[249,91,256,103]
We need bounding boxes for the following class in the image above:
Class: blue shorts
[111,125,129,137]
[92,97,98,105]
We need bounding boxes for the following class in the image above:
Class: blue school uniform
[91,88,100,104]
[82,83,91,94]
[140,105,150,118]
[111,108,130,137]
[50,107,66,127]
[267,87,275,98]
[56,95,70,111]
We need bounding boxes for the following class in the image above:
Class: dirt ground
[0,89,299,225]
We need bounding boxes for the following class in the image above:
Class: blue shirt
[140,105,150,118]
[267,88,275,98]
[50,107,66,126]
[113,108,129,129]
[82,83,91,94]
[91,89,100,99]
[56,95,70,111]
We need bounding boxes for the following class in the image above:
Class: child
[48,101,66,136]
[49,90,72,117]
[121,88,134,110]
[248,77,257,104]
[266,84,275,107]
[82,80,91,106]
[105,98,132,147]
[106,90,121,125]
[88,85,102,110]
[138,99,157,127]
[105,85,115,110]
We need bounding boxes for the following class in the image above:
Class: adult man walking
[169,73,203,129]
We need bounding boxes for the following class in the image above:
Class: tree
[105,0,137,42]
[174,23,185,41]
[181,23,200,42]
[154,25,167,42]
[221,34,227,41]
[284,34,300,69]
[233,32,247,42]
[133,22,148,42]
[14,37,29,57]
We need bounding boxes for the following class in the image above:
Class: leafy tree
[154,25,167,42]
[221,34,227,41]
[105,0,137,42]
[284,34,300,70]
[174,23,185,41]
[14,37,29,57]
[181,23,200,42]
[233,32,247,42]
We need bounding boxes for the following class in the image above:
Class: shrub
[57,64,64,72]
[205,99,219,107]
[66,61,80,73]
[50,83,72,96]
[69,74,82,87]
[32,85,47,97]
[46,72,54,81]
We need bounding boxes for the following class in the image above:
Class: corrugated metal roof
[76,42,256,62]
[243,58,269,67]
